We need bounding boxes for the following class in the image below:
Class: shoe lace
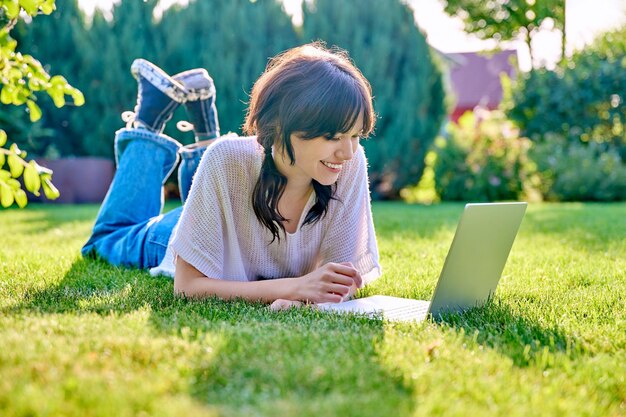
[121,111,136,129]
[176,120,194,132]
[123,111,195,133]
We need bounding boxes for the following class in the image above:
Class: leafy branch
[0,0,84,208]
[0,129,59,207]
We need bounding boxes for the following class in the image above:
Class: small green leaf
[0,181,14,208]
[48,86,65,108]
[14,188,28,208]
[0,130,6,147]
[19,0,39,15]
[41,0,55,14]
[71,89,85,106]
[24,161,41,193]
[7,178,21,189]
[7,151,24,178]
[4,0,20,19]
[1,86,13,105]
[8,67,22,81]
[10,143,24,156]
[6,39,18,52]
[12,86,28,105]
[53,95,65,108]
[42,177,60,200]
[28,77,42,91]
[49,75,67,87]
[27,100,42,122]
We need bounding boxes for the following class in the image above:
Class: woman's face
[274,113,364,188]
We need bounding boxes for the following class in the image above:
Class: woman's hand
[295,262,363,304]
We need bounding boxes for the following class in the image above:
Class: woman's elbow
[173,268,198,297]
[173,255,203,297]
[173,278,186,296]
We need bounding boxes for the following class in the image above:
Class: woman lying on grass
[82,42,381,310]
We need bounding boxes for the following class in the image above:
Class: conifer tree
[81,0,161,157]
[17,0,298,156]
[302,0,446,198]
[159,0,299,137]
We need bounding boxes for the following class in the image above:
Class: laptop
[317,202,527,322]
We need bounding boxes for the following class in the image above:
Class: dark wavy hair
[243,42,375,242]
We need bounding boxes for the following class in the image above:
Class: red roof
[445,50,518,110]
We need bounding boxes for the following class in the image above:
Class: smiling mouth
[321,161,342,170]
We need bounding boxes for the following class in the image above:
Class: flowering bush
[430,110,534,202]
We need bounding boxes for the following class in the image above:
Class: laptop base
[318,295,431,322]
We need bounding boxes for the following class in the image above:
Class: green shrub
[530,136,626,201]
[505,27,626,160]
[405,110,626,203]
[431,111,533,202]
[400,150,441,204]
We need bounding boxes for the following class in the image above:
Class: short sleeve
[170,146,225,279]
[319,146,382,285]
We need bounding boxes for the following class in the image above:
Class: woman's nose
[336,138,355,160]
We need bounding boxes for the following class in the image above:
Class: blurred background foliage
[7,0,446,199]
[407,19,626,203]
[505,26,626,159]
[504,25,626,201]
[302,0,446,198]
[2,0,625,202]
[430,111,533,203]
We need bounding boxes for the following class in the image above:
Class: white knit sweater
[150,136,381,284]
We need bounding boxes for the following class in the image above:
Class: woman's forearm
[173,256,299,302]
[175,275,299,302]
[174,256,359,304]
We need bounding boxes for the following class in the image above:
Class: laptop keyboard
[383,303,430,321]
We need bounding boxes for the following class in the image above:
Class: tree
[15,0,163,158]
[302,0,446,198]
[442,0,565,68]
[82,0,161,157]
[0,0,84,207]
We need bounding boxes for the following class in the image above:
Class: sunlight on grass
[0,202,624,416]
[0,308,224,416]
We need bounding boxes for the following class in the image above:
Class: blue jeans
[81,128,206,269]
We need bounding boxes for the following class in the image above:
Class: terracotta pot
[34,157,115,204]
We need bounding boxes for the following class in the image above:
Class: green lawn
[0,202,624,417]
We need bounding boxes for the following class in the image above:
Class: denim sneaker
[128,59,187,133]
[173,68,221,141]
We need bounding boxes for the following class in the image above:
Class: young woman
[82,43,381,309]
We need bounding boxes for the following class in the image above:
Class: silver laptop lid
[428,202,527,317]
